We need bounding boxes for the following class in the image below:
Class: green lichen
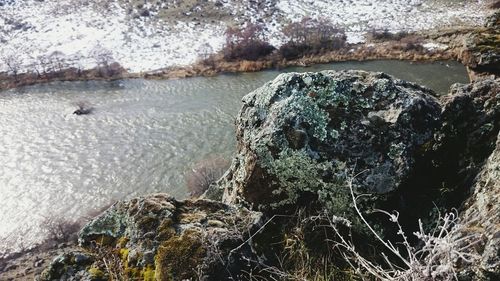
[154,229,206,281]
[119,248,129,262]
[269,92,330,142]
[269,148,331,202]
[79,210,126,242]
[388,143,405,160]
[88,266,105,281]
[142,265,156,281]
[266,148,353,212]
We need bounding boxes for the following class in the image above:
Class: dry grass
[254,214,354,281]
[323,179,482,281]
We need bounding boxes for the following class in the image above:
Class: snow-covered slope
[0,0,491,73]
[0,0,225,73]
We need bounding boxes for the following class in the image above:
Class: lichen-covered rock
[43,194,262,280]
[39,251,95,281]
[433,78,499,203]
[458,132,500,280]
[212,70,441,214]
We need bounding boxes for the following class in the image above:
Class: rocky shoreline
[20,70,497,281]
[2,68,498,280]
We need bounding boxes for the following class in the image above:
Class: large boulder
[41,194,263,281]
[212,70,442,215]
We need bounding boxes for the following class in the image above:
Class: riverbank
[1,17,497,94]
[1,0,492,74]
[0,32,470,92]
[147,37,456,78]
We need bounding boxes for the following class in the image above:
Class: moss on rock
[154,229,206,280]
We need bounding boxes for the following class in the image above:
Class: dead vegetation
[41,216,82,244]
[185,155,230,198]
[0,44,127,91]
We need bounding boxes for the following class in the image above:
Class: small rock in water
[73,108,93,115]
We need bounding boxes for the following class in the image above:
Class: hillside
[0,0,491,73]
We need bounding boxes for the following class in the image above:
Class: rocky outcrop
[39,71,500,280]
[211,70,442,218]
[41,194,262,281]
[433,78,499,280]
[433,78,500,205]
[460,11,500,79]
[458,132,500,280]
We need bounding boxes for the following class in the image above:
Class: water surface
[0,60,469,256]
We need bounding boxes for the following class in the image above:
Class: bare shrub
[90,44,122,77]
[323,180,482,281]
[279,17,347,60]
[197,43,214,61]
[223,23,276,61]
[251,211,353,281]
[35,55,52,77]
[1,54,22,80]
[49,51,67,74]
[367,29,409,42]
[185,156,230,198]
[231,175,482,281]
[400,36,425,52]
[41,216,82,243]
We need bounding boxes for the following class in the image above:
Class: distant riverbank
[0,35,463,92]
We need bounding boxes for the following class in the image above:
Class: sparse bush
[223,23,276,61]
[325,180,481,281]
[197,43,214,61]
[233,176,482,281]
[185,156,230,198]
[400,37,425,52]
[48,51,67,74]
[92,243,126,281]
[41,216,81,243]
[1,54,22,80]
[367,29,409,42]
[251,210,355,281]
[90,44,122,77]
[279,17,347,60]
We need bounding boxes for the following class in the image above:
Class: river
[0,60,469,257]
